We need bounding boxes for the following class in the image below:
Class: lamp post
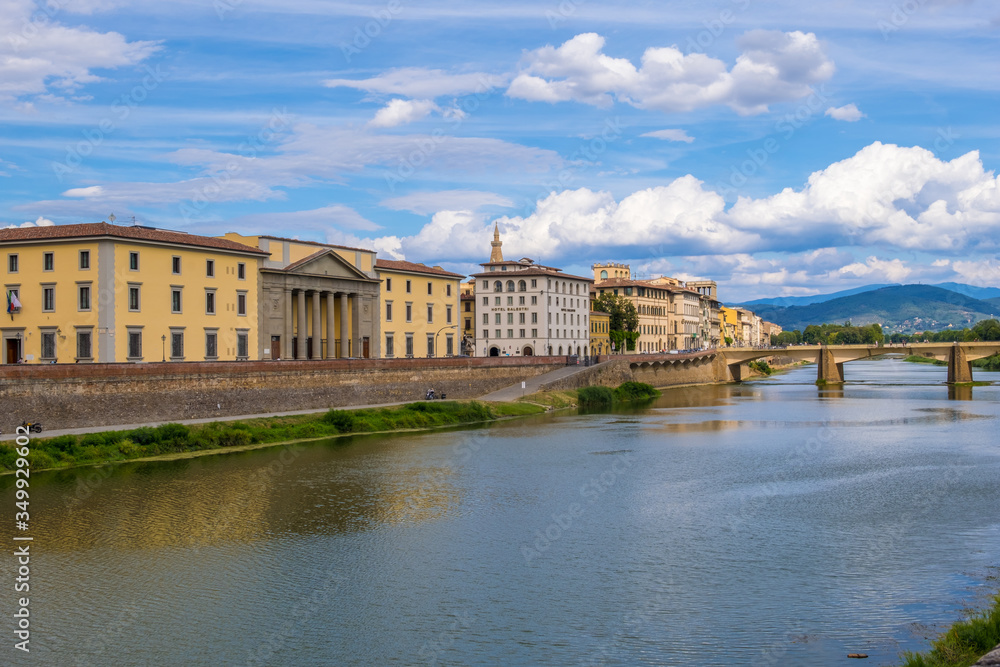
[16,332,22,362]
[161,334,166,362]
[434,324,457,357]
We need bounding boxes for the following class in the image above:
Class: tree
[595,293,639,351]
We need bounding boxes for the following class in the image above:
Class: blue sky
[2,0,999,301]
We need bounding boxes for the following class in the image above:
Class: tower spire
[490,222,504,263]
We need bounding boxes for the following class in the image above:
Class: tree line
[770,319,1000,346]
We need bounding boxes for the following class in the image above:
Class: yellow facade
[589,310,611,356]
[376,260,463,358]
[2,224,264,364]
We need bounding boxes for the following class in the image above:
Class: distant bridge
[620,342,1000,385]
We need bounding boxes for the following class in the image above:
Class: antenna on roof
[131,216,137,226]
[108,213,116,224]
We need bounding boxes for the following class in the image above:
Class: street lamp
[161,334,166,362]
[434,324,457,357]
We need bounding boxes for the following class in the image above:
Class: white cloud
[506,31,834,115]
[825,103,865,122]
[3,215,54,229]
[834,256,912,282]
[381,190,515,215]
[323,68,506,99]
[62,185,105,197]
[951,259,1000,286]
[0,0,159,104]
[368,99,440,128]
[641,129,695,143]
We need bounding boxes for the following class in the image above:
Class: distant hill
[737,282,1000,309]
[744,285,998,334]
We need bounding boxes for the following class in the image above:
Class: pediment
[285,250,371,280]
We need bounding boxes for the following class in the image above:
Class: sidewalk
[476,362,603,402]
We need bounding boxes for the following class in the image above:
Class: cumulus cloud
[506,31,834,115]
[324,68,507,98]
[0,0,159,104]
[368,99,440,128]
[3,216,54,229]
[641,129,695,143]
[825,103,865,121]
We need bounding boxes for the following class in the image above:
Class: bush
[613,382,660,402]
[46,435,79,453]
[578,386,614,408]
[748,360,774,375]
[322,410,356,433]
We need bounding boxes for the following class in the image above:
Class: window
[518,280,526,292]
[482,313,488,324]
[42,286,55,312]
[206,289,216,315]
[171,288,182,314]
[507,296,513,306]
[446,305,452,324]
[519,313,525,324]
[507,329,513,338]
[464,301,471,312]
[172,256,181,274]
[237,331,249,359]
[519,329,525,338]
[464,318,471,330]
[127,330,142,360]
[531,313,537,324]
[129,252,139,271]
[427,335,434,357]
[446,284,452,297]
[405,334,414,357]
[494,297,501,306]
[495,313,501,325]
[386,301,393,321]
[531,296,537,305]
[40,331,56,360]
[506,280,515,292]
[128,285,140,311]
[7,254,17,273]
[206,259,215,277]
[237,291,247,316]
[43,253,53,271]
[386,278,392,291]
[531,279,537,288]
[482,329,488,339]
[482,296,488,306]
[427,282,432,295]
[507,313,514,325]
[385,334,394,357]
[495,329,501,338]
[494,281,502,292]
[76,330,92,360]
[519,296,525,305]
[237,262,246,280]
[405,279,411,293]
[427,304,434,323]
[205,330,218,359]
[531,328,537,337]
[446,335,454,356]
[78,284,91,311]
[405,303,412,322]
[171,331,184,360]
[79,250,90,269]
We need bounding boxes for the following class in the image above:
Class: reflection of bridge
[621,342,1000,385]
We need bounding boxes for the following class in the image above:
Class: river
[4,358,999,666]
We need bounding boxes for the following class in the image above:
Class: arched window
[518,280,526,292]
[506,280,515,292]
[493,280,502,292]
[600,270,608,279]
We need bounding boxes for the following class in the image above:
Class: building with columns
[472,225,592,357]
[222,233,381,360]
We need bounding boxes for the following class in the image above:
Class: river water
[4,359,999,666]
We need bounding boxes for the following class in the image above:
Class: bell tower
[490,222,504,263]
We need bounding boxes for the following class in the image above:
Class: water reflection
[949,384,974,401]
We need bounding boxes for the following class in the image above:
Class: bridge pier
[948,343,973,384]
[728,362,749,382]
[817,347,844,384]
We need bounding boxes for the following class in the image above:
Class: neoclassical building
[222,233,381,359]
[471,225,592,357]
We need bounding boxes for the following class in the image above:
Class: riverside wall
[537,352,733,392]
[0,357,566,431]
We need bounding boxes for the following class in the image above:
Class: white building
[471,225,592,357]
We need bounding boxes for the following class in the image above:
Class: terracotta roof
[375,259,464,279]
[471,266,593,282]
[0,222,268,255]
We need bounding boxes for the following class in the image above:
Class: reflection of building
[223,233,380,359]
[1,223,267,364]
[375,259,463,358]
[472,225,592,357]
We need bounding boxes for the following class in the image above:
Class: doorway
[271,336,281,360]
[362,337,370,359]
[6,339,18,364]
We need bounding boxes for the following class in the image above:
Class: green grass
[905,355,949,366]
[578,382,661,409]
[577,386,614,409]
[1,400,542,474]
[900,594,1000,667]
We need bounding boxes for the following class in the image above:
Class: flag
[7,290,21,314]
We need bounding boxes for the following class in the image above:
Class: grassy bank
[905,353,1000,371]
[0,401,544,474]
[577,382,661,409]
[900,594,1000,667]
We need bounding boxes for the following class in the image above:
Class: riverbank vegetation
[904,353,1000,371]
[0,401,544,473]
[748,360,774,375]
[577,382,661,409]
[900,593,1000,667]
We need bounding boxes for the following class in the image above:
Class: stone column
[325,292,336,359]
[283,288,293,360]
[948,343,973,384]
[340,292,349,358]
[817,346,844,384]
[311,290,321,360]
[296,289,307,360]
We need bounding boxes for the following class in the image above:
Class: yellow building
[375,259,464,358]
[589,288,611,356]
[222,233,381,359]
[592,263,672,353]
[720,306,739,345]
[460,279,476,355]
[1,222,267,364]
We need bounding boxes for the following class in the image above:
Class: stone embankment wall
[537,353,731,392]
[0,357,565,431]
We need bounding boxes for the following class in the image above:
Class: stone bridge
[616,342,1000,386]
